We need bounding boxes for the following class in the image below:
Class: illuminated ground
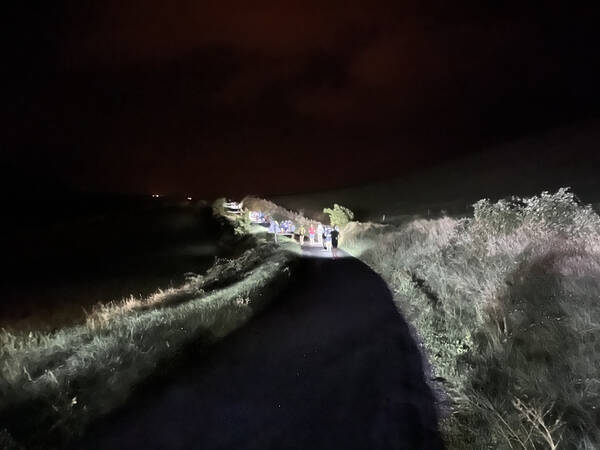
[74,253,443,449]
[300,240,349,258]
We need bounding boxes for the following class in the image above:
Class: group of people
[279,220,296,234]
[249,211,266,223]
[267,218,341,257]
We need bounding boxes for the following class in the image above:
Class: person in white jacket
[268,218,280,243]
[317,223,324,245]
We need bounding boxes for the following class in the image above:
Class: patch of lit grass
[0,235,299,449]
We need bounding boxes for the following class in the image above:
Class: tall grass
[341,188,600,449]
[0,234,299,449]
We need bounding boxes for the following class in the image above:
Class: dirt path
[74,252,444,449]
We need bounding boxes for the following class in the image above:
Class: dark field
[1,193,237,328]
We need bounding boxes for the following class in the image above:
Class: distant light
[187,197,192,201]
[152,194,160,198]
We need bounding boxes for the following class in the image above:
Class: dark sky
[4,1,600,198]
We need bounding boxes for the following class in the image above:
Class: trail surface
[75,244,444,449]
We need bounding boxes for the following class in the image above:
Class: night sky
[5,2,600,198]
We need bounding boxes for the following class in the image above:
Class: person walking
[269,218,280,243]
[325,227,332,252]
[308,224,316,245]
[298,224,306,246]
[317,223,324,245]
[331,226,340,258]
[322,226,328,250]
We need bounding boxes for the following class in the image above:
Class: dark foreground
[74,253,444,449]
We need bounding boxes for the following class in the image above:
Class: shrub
[323,204,354,227]
[212,197,227,217]
[233,211,252,236]
[341,188,600,449]
[242,196,314,226]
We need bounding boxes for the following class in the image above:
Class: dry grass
[342,188,600,449]
[0,233,299,449]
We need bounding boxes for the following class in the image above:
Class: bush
[323,204,354,227]
[233,212,252,236]
[341,188,600,449]
[212,197,227,217]
[242,196,314,227]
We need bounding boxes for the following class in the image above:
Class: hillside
[274,119,600,222]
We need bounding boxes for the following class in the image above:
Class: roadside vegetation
[341,188,600,449]
[323,203,354,227]
[242,196,354,230]
[5,189,598,449]
[0,216,300,449]
[241,196,317,226]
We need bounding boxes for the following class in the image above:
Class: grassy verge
[341,188,600,449]
[0,228,300,450]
